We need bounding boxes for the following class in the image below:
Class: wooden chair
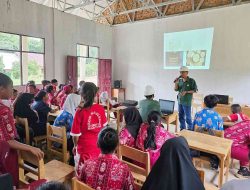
[47,124,69,163]
[72,177,94,190]
[15,117,47,146]
[192,93,204,117]
[134,181,143,190]
[118,145,150,184]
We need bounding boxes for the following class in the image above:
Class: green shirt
[139,99,161,122]
[175,77,197,106]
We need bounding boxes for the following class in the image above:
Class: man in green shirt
[139,85,161,122]
[174,66,197,130]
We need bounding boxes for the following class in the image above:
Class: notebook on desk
[159,99,175,116]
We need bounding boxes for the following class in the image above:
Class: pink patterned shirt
[136,123,175,167]
[119,128,136,148]
[78,154,135,190]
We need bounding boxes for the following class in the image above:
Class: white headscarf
[100,91,109,104]
[63,93,81,117]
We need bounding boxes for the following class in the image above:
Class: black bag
[121,100,138,107]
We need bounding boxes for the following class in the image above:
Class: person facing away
[37,181,69,190]
[0,73,44,187]
[78,127,136,190]
[119,107,143,148]
[139,85,161,122]
[223,104,249,123]
[174,66,197,130]
[70,82,107,176]
[142,136,205,190]
[136,111,175,168]
[59,85,73,108]
[193,94,223,131]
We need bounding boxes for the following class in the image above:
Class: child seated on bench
[223,104,249,123]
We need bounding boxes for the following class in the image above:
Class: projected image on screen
[164,28,214,70]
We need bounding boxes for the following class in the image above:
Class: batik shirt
[78,154,135,190]
[119,128,136,148]
[193,108,223,130]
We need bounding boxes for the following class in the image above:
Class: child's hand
[29,147,44,160]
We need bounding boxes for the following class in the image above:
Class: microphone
[174,76,181,83]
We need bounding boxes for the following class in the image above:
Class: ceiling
[29,0,250,25]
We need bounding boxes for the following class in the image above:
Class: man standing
[174,66,197,130]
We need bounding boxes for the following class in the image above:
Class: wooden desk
[110,106,127,132]
[162,112,178,133]
[179,130,233,188]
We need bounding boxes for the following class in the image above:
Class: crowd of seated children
[70,82,107,176]
[142,137,205,190]
[41,80,51,90]
[32,90,58,136]
[0,73,44,187]
[14,93,37,144]
[59,85,73,108]
[223,104,249,123]
[139,85,161,122]
[78,127,135,190]
[119,107,143,148]
[136,111,175,168]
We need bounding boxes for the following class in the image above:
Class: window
[77,44,99,85]
[0,32,45,85]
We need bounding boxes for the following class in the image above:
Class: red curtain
[67,56,78,87]
[98,59,112,96]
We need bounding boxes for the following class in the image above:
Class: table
[110,106,127,132]
[179,130,233,188]
[162,112,179,132]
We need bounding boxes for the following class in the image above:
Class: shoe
[210,158,219,170]
[235,167,250,178]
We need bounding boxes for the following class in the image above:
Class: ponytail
[144,111,161,150]
[80,82,97,108]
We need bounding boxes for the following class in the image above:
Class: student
[59,85,73,108]
[14,93,37,144]
[193,94,223,131]
[136,111,175,168]
[45,85,59,106]
[0,73,44,187]
[223,104,249,123]
[37,181,69,190]
[51,79,58,91]
[78,127,135,190]
[141,137,205,190]
[224,121,250,177]
[70,82,107,175]
[119,107,143,147]
[41,80,50,90]
[139,85,161,122]
[27,84,39,95]
[32,90,58,136]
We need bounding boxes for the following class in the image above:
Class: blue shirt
[53,110,73,138]
[193,108,223,130]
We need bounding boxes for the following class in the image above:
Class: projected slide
[164,28,214,70]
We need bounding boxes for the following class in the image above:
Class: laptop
[214,94,229,105]
[159,99,175,115]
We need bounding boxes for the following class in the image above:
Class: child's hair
[231,104,241,114]
[37,181,69,190]
[45,85,54,93]
[34,90,47,101]
[98,127,118,154]
[204,95,219,108]
[80,82,97,108]
[42,80,50,86]
[144,111,162,150]
[0,73,13,88]
[51,79,58,84]
[28,84,36,89]
[59,84,65,90]
[13,89,18,94]
[28,80,35,85]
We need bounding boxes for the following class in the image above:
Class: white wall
[0,0,112,84]
[112,4,250,105]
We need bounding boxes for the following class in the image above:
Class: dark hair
[0,73,13,88]
[37,181,68,190]
[98,127,118,154]
[34,90,47,101]
[59,84,65,90]
[144,111,162,150]
[13,89,18,93]
[28,84,36,89]
[231,104,241,114]
[51,79,58,84]
[28,80,35,85]
[145,95,154,99]
[42,80,50,86]
[79,80,85,87]
[80,82,97,108]
[45,85,54,93]
[204,95,219,108]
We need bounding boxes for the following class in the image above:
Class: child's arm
[7,140,44,160]
[223,116,231,122]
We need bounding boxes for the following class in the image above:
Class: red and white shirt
[71,104,107,161]
[228,113,249,123]
[119,128,136,148]
[78,154,135,190]
[0,101,18,141]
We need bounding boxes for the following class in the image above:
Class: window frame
[0,31,45,86]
